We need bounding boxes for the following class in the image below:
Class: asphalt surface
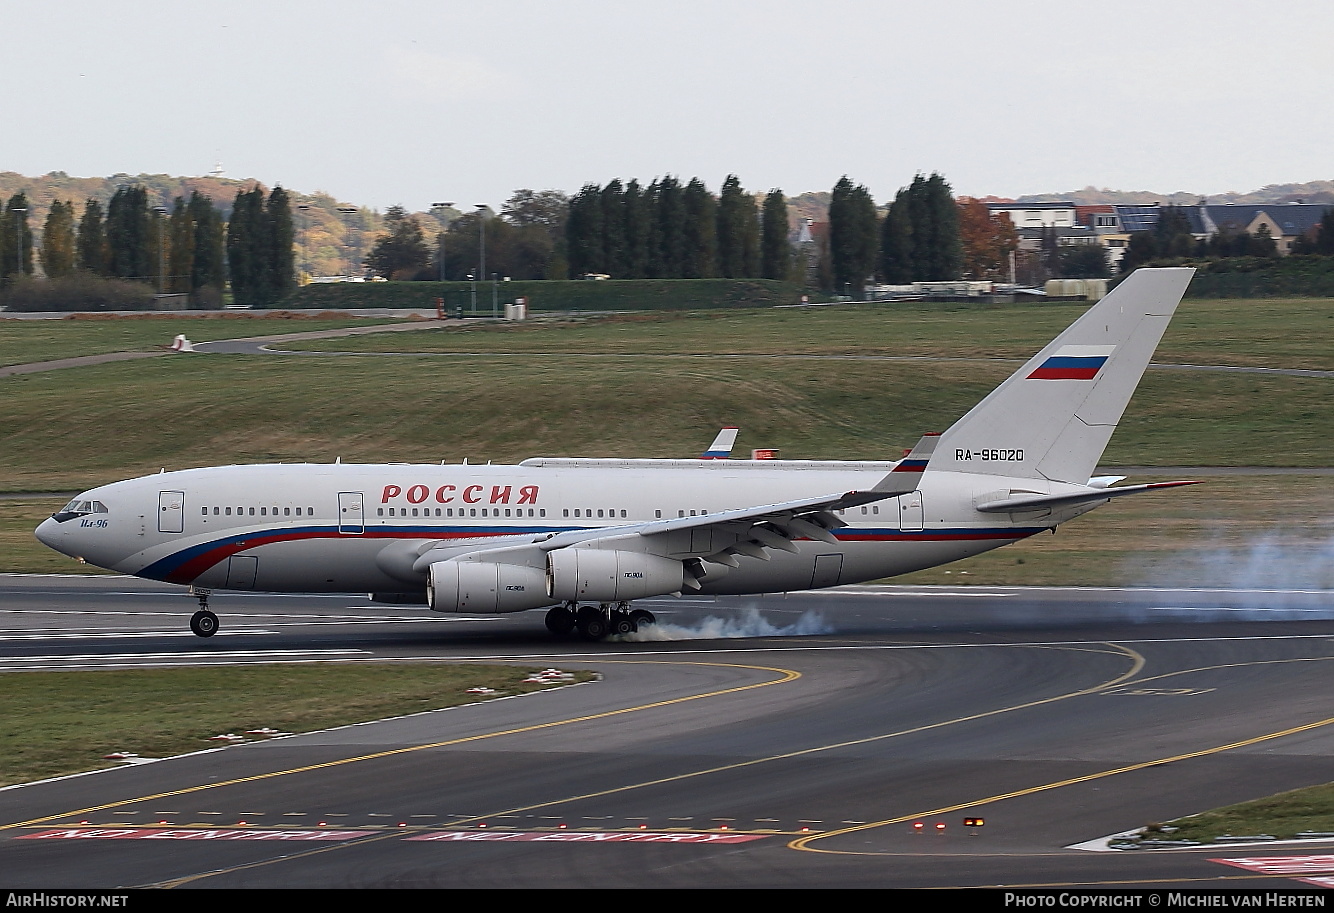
[3,575,1334,889]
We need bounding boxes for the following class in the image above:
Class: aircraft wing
[409,433,944,575]
[410,481,908,578]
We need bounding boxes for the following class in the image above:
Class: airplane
[35,268,1198,641]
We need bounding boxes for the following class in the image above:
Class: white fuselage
[35,459,1081,605]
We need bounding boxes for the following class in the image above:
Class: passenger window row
[202,506,314,517]
[377,507,546,518]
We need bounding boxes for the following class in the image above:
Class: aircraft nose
[34,517,65,552]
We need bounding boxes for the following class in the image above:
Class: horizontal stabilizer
[974,480,1199,513]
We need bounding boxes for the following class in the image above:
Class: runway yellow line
[146,642,1149,886]
[0,659,799,834]
[436,643,1146,827]
[788,711,1334,855]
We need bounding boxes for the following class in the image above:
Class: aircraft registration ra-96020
[36,268,1199,641]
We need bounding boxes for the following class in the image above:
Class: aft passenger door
[338,491,364,535]
[158,490,185,533]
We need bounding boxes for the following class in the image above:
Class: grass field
[0,313,401,367]
[1133,782,1334,844]
[0,664,593,786]
[286,298,1334,371]
[0,355,1328,496]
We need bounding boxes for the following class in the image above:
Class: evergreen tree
[599,179,627,277]
[918,173,961,280]
[76,199,110,275]
[106,186,153,281]
[41,200,77,278]
[167,197,194,293]
[879,189,914,284]
[265,186,295,299]
[1152,205,1195,258]
[828,177,877,294]
[622,179,651,279]
[681,177,717,279]
[1,192,35,282]
[366,205,432,279]
[1316,209,1334,256]
[564,183,603,277]
[716,175,759,278]
[652,175,687,278]
[227,187,265,303]
[760,189,792,281]
[188,192,225,290]
[877,173,961,282]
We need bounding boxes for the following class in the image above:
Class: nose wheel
[188,587,218,637]
[190,610,219,637]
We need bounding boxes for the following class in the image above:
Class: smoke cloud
[1129,522,1334,616]
[616,606,833,642]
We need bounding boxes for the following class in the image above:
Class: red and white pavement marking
[19,827,767,845]
[405,831,766,844]
[1213,854,1334,875]
[21,828,376,841]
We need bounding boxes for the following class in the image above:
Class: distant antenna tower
[209,161,225,178]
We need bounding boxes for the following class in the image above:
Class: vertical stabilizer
[933,267,1194,484]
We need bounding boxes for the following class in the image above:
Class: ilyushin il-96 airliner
[35,268,1197,640]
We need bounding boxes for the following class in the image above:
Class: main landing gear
[545,602,656,641]
[189,586,218,638]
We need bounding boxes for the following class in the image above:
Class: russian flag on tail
[1028,345,1116,380]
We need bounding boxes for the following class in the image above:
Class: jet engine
[546,549,685,602]
[427,560,553,614]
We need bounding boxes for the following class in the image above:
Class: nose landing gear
[188,586,218,638]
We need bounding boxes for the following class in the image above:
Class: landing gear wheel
[630,609,656,629]
[545,605,576,636]
[576,605,609,641]
[190,610,219,638]
[609,611,636,637]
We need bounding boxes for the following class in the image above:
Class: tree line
[1,185,295,306]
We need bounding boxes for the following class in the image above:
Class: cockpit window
[52,499,109,523]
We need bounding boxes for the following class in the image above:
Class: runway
[2,575,1334,889]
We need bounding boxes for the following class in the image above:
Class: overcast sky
[4,1,1332,211]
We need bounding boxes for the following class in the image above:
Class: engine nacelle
[546,549,685,602]
[427,560,553,614]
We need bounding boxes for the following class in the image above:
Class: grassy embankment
[285,296,1334,371]
[1142,783,1334,844]
[0,312,403,367]
[0,664,593,787]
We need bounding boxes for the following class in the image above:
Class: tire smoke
[616,606,832,642]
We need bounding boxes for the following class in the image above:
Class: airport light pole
[296,204,310,278]
[337,206,360,277]
[474,204,486,298]
[152,206,168,293]
[430,202,454,282]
